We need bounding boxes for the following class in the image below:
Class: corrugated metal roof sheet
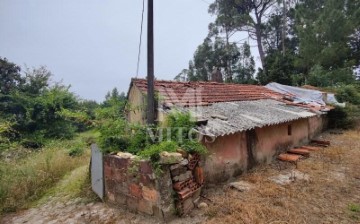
[173,99,317,137]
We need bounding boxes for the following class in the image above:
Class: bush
[138,141,178,162]
[68,142,85,157]
[181,140,207,155]
[335,85,360,105]
[327,105,360,129]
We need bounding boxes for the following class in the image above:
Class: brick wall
[103,151,204,219]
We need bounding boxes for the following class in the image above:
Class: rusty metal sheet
[91,144,104,200]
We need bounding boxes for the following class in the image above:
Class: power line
[136,0,145,77]
[199,0,211,5]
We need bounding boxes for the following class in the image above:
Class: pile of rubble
[168,152,204,215]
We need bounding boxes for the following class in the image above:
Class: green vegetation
[0,135,91,213]
[96,104,207,162]
[178,0,360,88]
[349,203,360,213]
[0,58,97,149]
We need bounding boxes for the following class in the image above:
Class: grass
[348,203,360,213]
[0,131,96,214]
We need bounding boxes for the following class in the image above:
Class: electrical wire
[136,0,145,77]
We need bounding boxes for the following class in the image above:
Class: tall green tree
[0,57,23,94]
[209,0,276,70]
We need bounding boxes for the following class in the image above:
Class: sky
[0,0,259,102]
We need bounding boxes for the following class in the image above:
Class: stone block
[159,152,183,164]
[139,174,156,188]
[182,197,195,214]
[107,191,115,202]
[139,160,153,174]
[173,171,192,182]
[170,166,188,177]
[114,168,127,182]
[138,199,153,215]
[153,206,163,219]
[162,204,176,221]
[117,152,137,159]
[115,182,129,195]
[176,148,188,158]
[126,196,139,212]
[142,186,159,203]
[113,156,129,170]
[115,192,126,205]
[129,183,142,198]
[105,179,116,195]
[192,187,202,203]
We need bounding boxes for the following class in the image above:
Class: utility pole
[147,0,155,125]
[282,0,287,56]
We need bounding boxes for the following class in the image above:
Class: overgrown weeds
[0,135,91,214]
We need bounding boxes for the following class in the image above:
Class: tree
[21,66,51,95]
[209,0,277,70]
[103,87,126,107]
[234,42,256,83]
[180,37,242,82]
[208,1,240,81]
[0,57,23,94]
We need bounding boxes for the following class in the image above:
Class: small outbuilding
[127,78,331,183]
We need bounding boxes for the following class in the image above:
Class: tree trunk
[225,28,233,82]
[255,24,266,72]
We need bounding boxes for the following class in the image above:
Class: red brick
[194,167,204,185]
[129,183,142,198]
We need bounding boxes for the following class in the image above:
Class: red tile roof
[131,78,285,106]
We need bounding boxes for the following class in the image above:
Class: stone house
[126,78,330,183]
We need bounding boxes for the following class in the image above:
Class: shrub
[68,142,85,157]
[181,140,207,155]
[335,85,360,105]
[138,141,178,162]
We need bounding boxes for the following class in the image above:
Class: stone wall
[103,151,203,220]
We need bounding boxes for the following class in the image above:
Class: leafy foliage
[0,58,96,149]
[335,85,360,105]
[138,141,178,162]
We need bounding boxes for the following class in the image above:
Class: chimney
[211,67,223,82]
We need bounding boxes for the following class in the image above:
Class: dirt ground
[2,129,360,224]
